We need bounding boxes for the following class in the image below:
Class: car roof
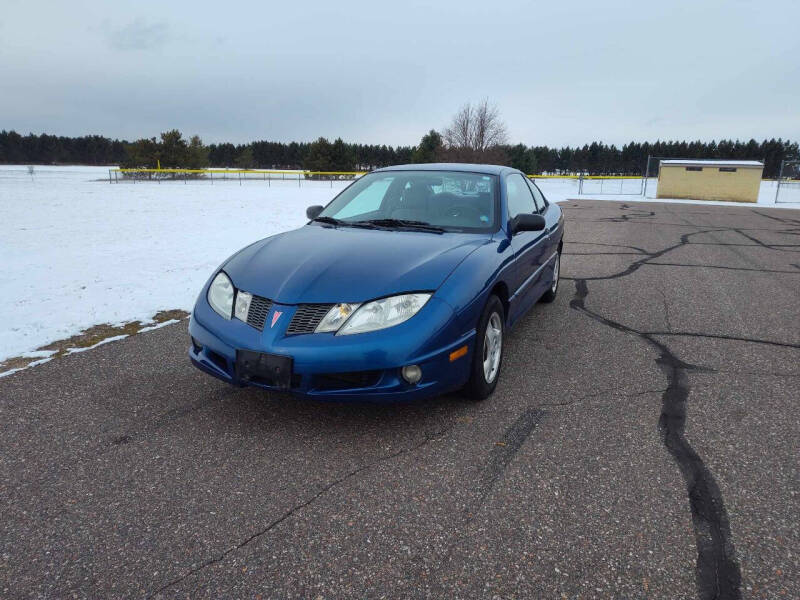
[373,163,517,176]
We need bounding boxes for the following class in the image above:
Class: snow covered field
[531,175,800,206]
[1,165,798,366]
[0,166,346,364]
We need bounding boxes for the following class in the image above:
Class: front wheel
[539,250,560,303]
[463,295,505,401]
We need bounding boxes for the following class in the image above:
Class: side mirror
[306,205,324,220]
[510,213,546,235]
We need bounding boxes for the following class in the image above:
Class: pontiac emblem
[271,310,282,328]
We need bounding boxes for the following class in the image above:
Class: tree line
[515,138,798,179]
[1,128,797,178]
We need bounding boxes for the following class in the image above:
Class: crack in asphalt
[566,227,721,282]
[568,218,717,228]
[686,242,800,248]
[642,331,800,350]
[734,228,800,253]
[644,262,800,275]
[488,203,792,598]
[145,424,454,598]
[568,241,649,254]
[560,202,800,596]
[658,285,673,332]
[570,277,742,600]
[563,255,800,275]
[751,209,800,226]
[555,201,797,599]
[595,207,657,223]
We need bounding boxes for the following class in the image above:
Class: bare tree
[472,99,508,151]
[443,103,475,150]
[442,99,508,163]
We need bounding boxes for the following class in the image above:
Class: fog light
[401,364,422,384]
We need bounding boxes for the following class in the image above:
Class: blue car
[189,163,564,402]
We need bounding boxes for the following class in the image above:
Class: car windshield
[317,170,498,232]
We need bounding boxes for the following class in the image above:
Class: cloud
[108,18,169,51]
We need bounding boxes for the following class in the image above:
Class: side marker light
[449,345,468,362]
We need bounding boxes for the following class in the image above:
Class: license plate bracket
[235,350,293,390]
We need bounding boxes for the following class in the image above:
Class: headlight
[316,303,360,332]
[208,272,234,319]
[337,293,431,335]
[234,290,252,322]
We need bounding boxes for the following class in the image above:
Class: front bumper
[188,296,475,402]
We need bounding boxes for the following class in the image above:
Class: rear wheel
[463,295,504,401]
[539,250,560,303]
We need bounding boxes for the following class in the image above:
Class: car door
[506,173,548,321]
[527,177,561,276]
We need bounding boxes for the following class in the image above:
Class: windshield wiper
[312,216,379,229]
[355,218,445,233]
[311,216,343,226]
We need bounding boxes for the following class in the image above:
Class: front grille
[287,303,333,335]
[246,295,273,330]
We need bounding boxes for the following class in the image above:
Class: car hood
[223,224,488,304]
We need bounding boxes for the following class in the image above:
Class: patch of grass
[0,309,190,374]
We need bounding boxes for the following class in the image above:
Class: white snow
[659,159,764,167]
[65,334,130,354]
[1,165,798,363]
[138,319,181,333]
[532,176,800,207]
[1,165,350,362]
[19,349,57,359]
[0,367,25,378]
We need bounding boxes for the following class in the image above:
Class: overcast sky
[1,0,798,147]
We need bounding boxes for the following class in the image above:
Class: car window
[506,174,536,219]
[320,170,498,232]
[333,176,393,219]
[526,178,548,213]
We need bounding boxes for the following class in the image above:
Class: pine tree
[303,137,334,174]
[235,146,255,169]
[186,135,209,169]
[411,130,443,164]
[330,137,355,172]
[158,130,188,167]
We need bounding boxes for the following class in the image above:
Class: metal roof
[375,163,515,175]
[660,159,763,168]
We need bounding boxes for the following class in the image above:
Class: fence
[109,168,367,187]
[774,160,800,204]
[530,174,644,195]
[110,167,649,195]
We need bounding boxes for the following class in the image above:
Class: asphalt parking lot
[1,200,798,599]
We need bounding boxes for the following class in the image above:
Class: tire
[539,250,560,303]
[463,295,505,401]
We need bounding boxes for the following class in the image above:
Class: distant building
[657,160,763,203]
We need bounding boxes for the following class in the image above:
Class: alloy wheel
[482,312,503,383]
[552,252,560,293]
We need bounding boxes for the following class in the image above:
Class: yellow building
[657,160,763,203]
